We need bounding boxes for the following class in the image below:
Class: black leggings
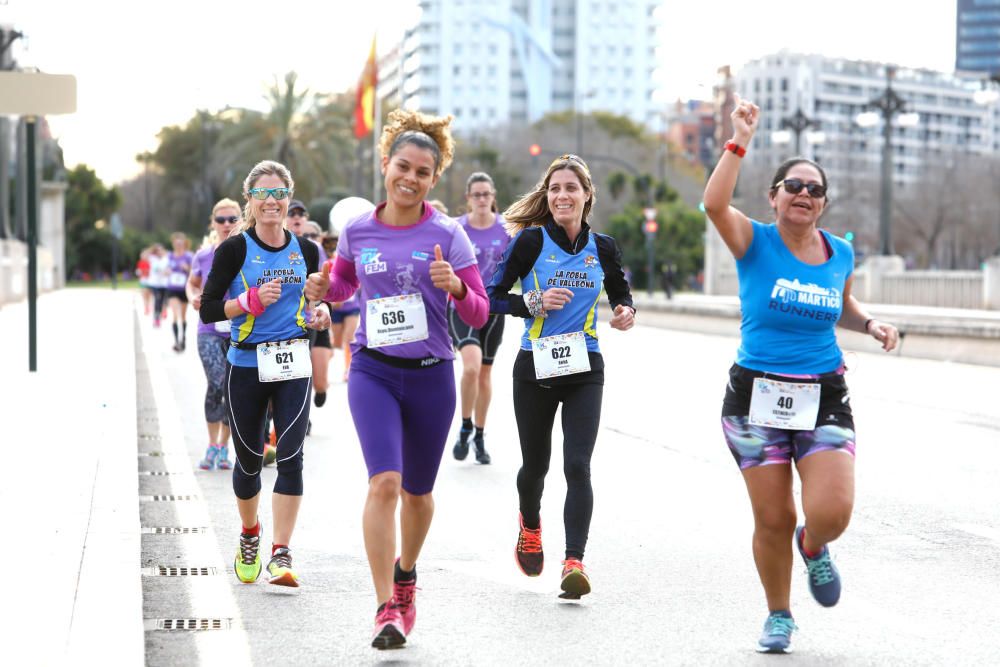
[226,364,310,499]
[513,380,603,560]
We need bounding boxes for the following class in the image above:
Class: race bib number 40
[748,377,821,430]
[531,331,591,379]
[256,339,312,383]
[366,293,429,348]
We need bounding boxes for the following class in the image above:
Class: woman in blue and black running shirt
[704,96,899,655]
[200,160,331,590]
[488,154,635,601]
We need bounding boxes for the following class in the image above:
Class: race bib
[748,378,821,430]
[256,339,311,383]
[366,294,429,348]
[168,273,187,288]
[531,331,591,379]
[213,320,232,334]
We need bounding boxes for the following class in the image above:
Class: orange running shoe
[559,558,591,599]
[515,513,543,576]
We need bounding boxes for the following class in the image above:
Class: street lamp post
[781,108,819,156]
[867,65,909,256]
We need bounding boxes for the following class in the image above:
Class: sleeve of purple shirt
[453,265,488,328]
[323,255,361,303]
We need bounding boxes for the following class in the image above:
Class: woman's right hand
[730,94,760,145]
[541,287,573,312]
[257,278,282,307]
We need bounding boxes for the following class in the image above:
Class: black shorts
[166,289,188,304]
[449,309,505,365]
[721,363,854,430]
[308,328,332,350]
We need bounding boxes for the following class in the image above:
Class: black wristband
[864,318,874,333]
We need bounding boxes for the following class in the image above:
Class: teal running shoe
[756,611,797,653]
[198,445,219,471]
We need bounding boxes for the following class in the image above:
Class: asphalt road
[141,314,1000,665]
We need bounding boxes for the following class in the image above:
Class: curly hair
[503,156,596,234]
[378,109,455,177]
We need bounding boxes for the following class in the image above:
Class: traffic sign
[0,71,77,115]
[643,207,657,221]
[110,213,124,240]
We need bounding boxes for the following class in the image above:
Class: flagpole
[371,33,382,204]
[372,87,381,204]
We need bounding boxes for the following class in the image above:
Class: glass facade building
[956,0,1000,77]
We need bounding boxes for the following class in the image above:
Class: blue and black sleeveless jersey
[520,226,604,354]
[487,219,633,385]
[198,228,319,368]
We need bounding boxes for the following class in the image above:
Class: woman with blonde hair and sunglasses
[487,153,635,600]
[703,97,898,654]
[199,160,331,589]
[187,198,241,471]
[306,109,488,650]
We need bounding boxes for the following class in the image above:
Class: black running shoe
[314,392,326,408]
[453,430,471,461]
[473,434,491,464]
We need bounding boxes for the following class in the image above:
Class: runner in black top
[488,153,635,600]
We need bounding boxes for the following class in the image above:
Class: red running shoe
[559,558,591,599]
[515,513,543,577]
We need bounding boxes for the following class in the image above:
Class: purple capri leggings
[347,351,456,495]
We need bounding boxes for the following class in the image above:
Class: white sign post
[0,71,77,371]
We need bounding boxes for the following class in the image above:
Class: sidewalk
[0,289,143,665]
[632,291,1000,367]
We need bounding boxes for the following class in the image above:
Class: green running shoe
[234,529,262,583]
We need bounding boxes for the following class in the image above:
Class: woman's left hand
[430,244,464,297]
[308,304,331,331]
[609,304,635,331]
[867,319,899,352]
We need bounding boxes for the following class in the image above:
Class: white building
[384,0,662,134]
[733,51,1000,191]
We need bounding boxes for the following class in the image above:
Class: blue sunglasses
[248,187,292,201]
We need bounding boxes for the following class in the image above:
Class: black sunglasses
[774,178,826,199]
[214,215,239,224]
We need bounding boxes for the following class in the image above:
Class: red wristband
[724,141,747,158]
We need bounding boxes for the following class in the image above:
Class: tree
[64,164,123,277]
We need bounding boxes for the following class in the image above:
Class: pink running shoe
[393,559,417,636]
[371,600,406,650]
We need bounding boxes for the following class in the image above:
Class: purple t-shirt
[458,213,510,286]
[338,202,477,360]
[167,251,193,292]
[191,246,228,337]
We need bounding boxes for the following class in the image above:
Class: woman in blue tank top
[488,154,635,600]
[704,96,900,654]
[199,160,331,590]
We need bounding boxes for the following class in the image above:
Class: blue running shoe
[756,611,797,653]
[796,526,841,607]
[217,445,232,470]
[198,445,220,470]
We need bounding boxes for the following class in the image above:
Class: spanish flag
[354,37,377,139]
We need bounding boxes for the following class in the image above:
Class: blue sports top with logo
[736,219,854,375]
[520,226,605,354]
[226,231,310,367]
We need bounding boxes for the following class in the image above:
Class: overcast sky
[3,0,960,184]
